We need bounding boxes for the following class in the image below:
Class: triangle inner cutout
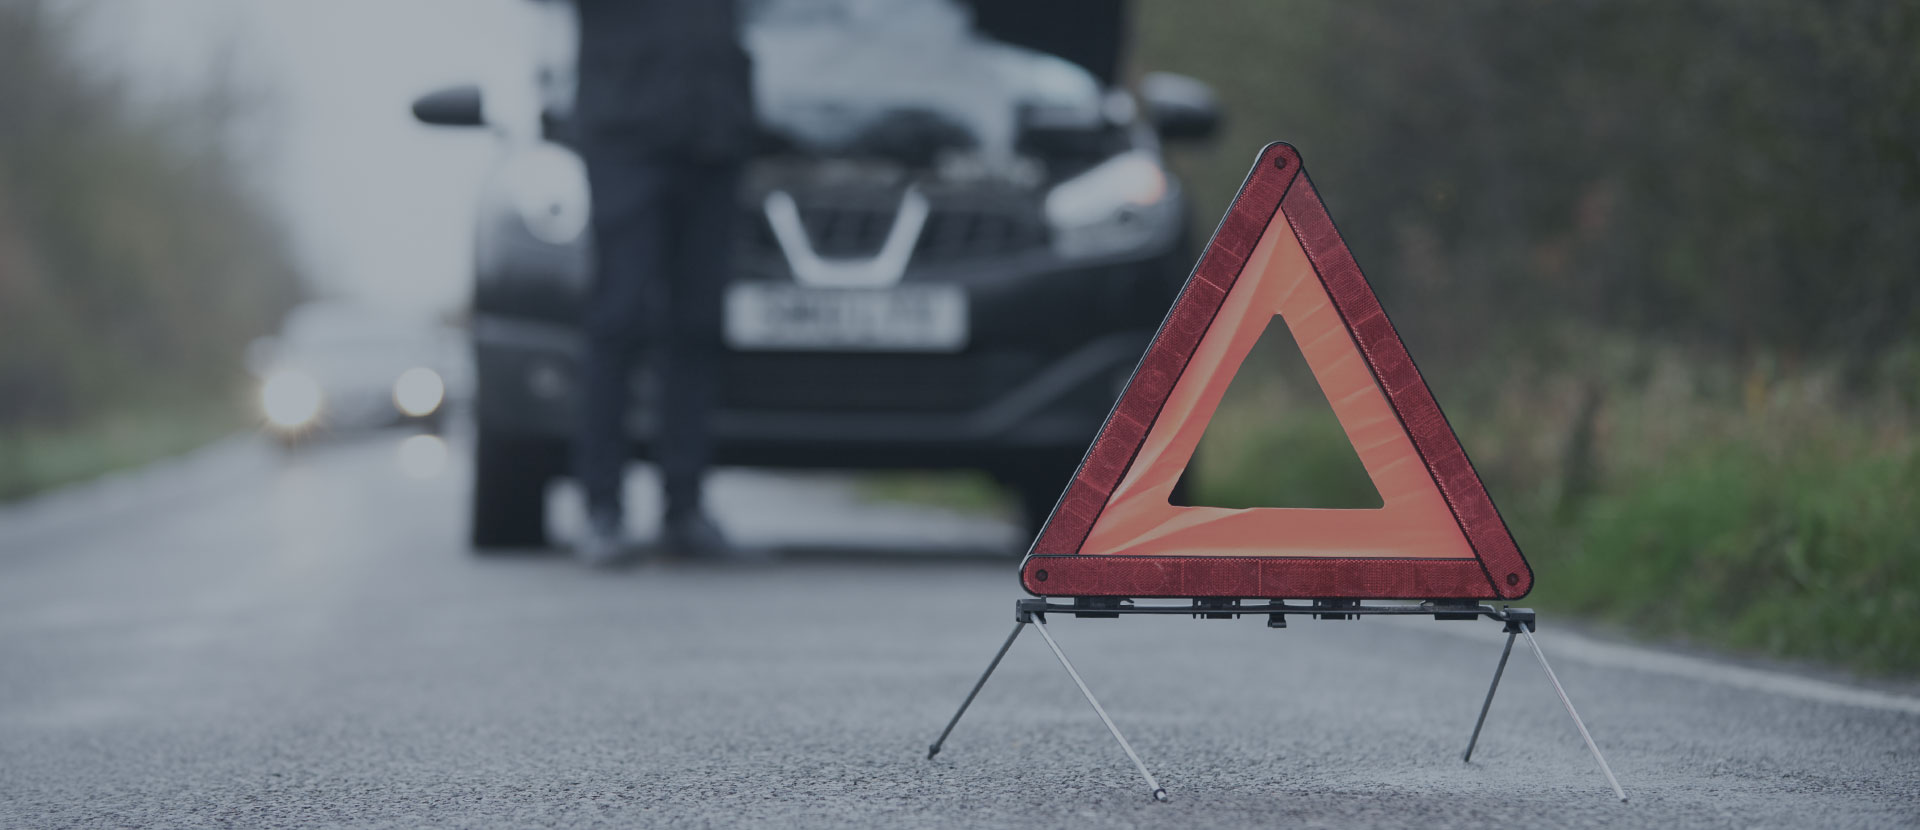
[1171,314,1383,511]
[1020,143,1531,601]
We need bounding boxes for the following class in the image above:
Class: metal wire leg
[928,620,1027,759]
[1462,631,1517,762]
[1523,629,1628,802]
[1029,615,1169,802]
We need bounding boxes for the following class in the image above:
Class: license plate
[724,283,968,352]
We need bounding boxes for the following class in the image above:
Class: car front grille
[743,186,1048,267]
[912,203,1048,262]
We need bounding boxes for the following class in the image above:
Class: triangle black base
[925,599,1627,803]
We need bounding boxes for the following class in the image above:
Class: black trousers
[575,153,740,521]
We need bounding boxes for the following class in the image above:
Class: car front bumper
[471,248,1181,471]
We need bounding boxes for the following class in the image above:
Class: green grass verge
[1522,438,1920,674]
[1182,398,1383,511]
[1193,389,1920,676]
[863,370,1920,676]
[0,403,243,503]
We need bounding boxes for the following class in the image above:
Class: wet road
[2,431,1916,828]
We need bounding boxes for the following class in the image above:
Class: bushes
[1538,436,1920,673]
[0,1,297,495]
[1132,0,1920,674]
[1138,0,1920,368]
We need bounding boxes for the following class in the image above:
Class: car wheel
[1003,453,1081,542]
[1015,480,1062,543]
[470,428,555,552]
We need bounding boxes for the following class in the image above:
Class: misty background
[2,0,1916,672]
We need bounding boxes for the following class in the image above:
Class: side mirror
[412,85,485,127]
[1140,72,1221,142]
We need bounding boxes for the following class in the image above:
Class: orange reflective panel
[1021,143,1531,600]
[1079,209,1473,560]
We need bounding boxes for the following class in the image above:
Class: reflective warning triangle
[1021,143,1532,601]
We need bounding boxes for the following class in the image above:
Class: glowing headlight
[1044,150,1169,233]
[505,142,591,245]
[397,433,448,479]
[393,367,445,417]
[261,369,322,429]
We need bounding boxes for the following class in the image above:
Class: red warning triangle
[1021,143,1531,601]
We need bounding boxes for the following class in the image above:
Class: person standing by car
[570,0,755,564]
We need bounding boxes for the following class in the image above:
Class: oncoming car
[413,0,1220,549]
[248,302,464,445]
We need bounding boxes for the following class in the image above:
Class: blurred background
[1,0,1915,676]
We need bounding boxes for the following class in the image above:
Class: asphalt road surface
[3,430,1916,828]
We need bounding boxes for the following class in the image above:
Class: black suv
[413,0,1220,549]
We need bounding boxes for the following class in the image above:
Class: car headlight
[261,369,323,430]
[393,367,445,417]
[1043,149,1172,258]
[505,142,591,246]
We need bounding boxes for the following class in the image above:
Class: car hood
[267,344,447,390]
[748,5,1106,163]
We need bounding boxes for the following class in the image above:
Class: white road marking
[1389,613,1920,716]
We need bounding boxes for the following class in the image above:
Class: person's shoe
[661,510,743,560]
[575,512,630,568]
